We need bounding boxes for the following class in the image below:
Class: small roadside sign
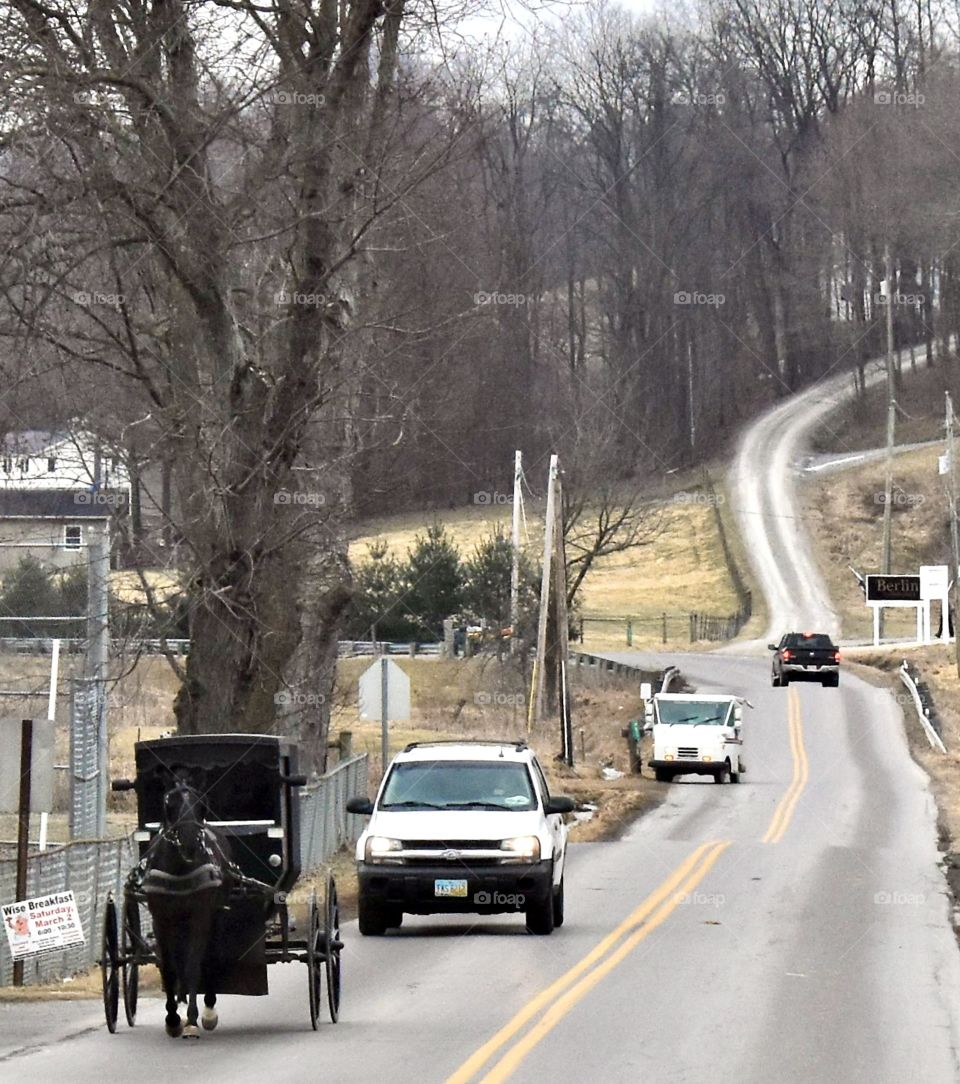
[2,891,85,961]
[920,564,949,600]
[0,718,54,813]
[359,658,411,771]
[940,453,950,475]
[359,658,411,722]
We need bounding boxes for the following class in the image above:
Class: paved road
[5,655,960,1082]
[726,354,936,644]
[7,356,960,1081]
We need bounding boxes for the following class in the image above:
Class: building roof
[0,489,128,519]
[0,430,71,457]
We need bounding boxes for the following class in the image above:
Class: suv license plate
[435,879,468,898]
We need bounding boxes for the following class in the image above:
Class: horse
[140,776,233,1038]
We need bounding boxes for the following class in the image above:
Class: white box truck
[645,692,747,784]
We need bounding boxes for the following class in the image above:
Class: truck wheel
[654,767,672,783]
[714,763,730,784]
[358,895,389,936]
[781,674,790,686]
[552,877,565,928]
[730,768,741,784]
[823,674,839,688]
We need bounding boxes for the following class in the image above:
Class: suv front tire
[526,867,556,935]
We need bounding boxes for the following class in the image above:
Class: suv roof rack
[402,739,528,753]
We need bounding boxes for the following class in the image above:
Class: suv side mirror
[767,644,778,651]
[346,796,374,815]
[545,795,575,815]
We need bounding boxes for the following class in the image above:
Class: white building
[0,430,130,492]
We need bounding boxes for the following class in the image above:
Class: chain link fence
[1,753,368,986]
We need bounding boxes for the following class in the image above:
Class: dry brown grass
[348,477,746,653]
[798,444,950,641]
[809,358,960,454]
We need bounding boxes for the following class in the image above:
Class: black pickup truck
[769,632,840,687]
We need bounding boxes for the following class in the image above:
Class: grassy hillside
[799,444,951,640]
[811,360,960,454]
[349,480,747,652]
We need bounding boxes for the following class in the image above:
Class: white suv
[347,740,574,936]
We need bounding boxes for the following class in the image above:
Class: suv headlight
[500,836,540,863]
[365,835,404,865]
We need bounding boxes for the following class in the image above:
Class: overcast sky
[458,0,665,44]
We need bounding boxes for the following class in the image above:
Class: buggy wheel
[100,895,120,1033]
[323,873,342,1023]
[121,895,140,1027]
[306,893,321,1031]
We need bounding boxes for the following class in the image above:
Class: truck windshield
[656,701,730,726]
[380,761,537,811]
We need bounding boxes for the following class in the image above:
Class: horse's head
[162,777,208,860]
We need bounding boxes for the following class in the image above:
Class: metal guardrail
[336,640,441,657]
[898,661,946,753]
[660,666,682,692]
[568,651,670,692]
[0,637,191,656]
[0,752,369,986]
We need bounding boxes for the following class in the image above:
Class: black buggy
[99,734,342,1034]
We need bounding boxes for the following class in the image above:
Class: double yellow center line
[447,688,807,1081]
[762,685,808,843]
[445,839,732,1084]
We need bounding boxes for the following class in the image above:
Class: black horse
[141,776,233,1038]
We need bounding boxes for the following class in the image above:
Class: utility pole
[879,245,897,639]
[946,393,960,677]
[86,518,109,838]
[533,455,558,727]
[552,468,573,766]
[510,450,522,655]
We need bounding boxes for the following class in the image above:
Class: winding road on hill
[729,357,898,642]
[5,358,960,1083]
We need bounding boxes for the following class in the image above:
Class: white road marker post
[38,638,60,853]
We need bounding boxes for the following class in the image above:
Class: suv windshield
[656,701,731,726]
[379,760,537,811]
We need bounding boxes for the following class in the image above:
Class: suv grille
[677,747,698,758]
[398,840,505,867]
